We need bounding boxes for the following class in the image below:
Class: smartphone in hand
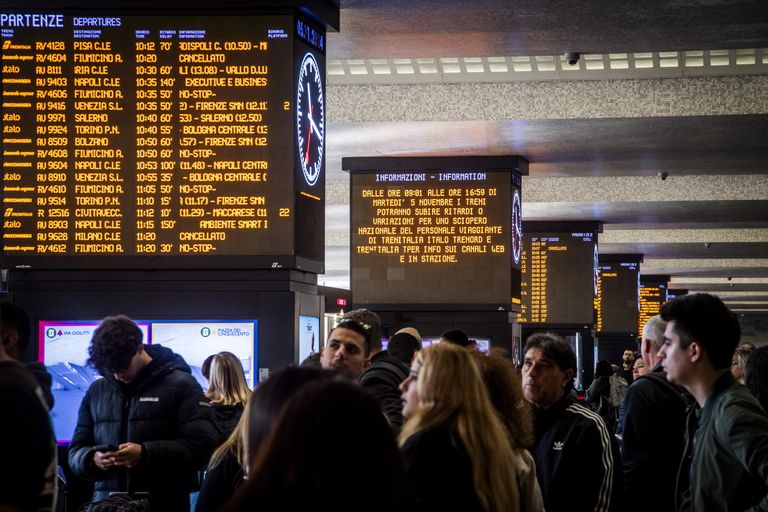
[94,444,119,452]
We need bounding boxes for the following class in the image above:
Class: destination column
[71,38,128,255]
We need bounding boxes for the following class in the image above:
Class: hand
[93,448,118,471]
[111,442,143,469]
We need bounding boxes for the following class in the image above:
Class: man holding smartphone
[68,315,217,511]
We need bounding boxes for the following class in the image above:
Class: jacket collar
[700,371,736,425]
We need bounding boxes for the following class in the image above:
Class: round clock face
[512,189,522,264]
[296,52,324,187]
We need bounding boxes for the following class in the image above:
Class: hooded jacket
[684,372,768,512]
[68,344,217,511]
[531,393,622,512]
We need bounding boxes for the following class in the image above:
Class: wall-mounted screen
[595,261,640,333]
[350,170,520,305]
[39,320,149,443]
[298,315,320,363]
[638,282,667,334]
[1,12,325,270]
[150,320,257,389]
[519,232,598,324]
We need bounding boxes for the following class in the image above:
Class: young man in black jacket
[523,332,622,512]
[658,293,768,512]
[621,315,690,512]
[69,315,217,511]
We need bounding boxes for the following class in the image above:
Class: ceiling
[318,0,768,317]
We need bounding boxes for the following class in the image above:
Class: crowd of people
[2,292,768,511]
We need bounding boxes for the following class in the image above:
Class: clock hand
[305,103,313,165]
[308,113,323,141]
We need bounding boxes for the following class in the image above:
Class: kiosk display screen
[39,319,149,443]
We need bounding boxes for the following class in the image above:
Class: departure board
[350,170,521,305]
[519,232,598,324]
[595,261,639,333]
[638,281,667,334]
[1,13,325,270]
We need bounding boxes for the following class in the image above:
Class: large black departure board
[595,261,639,333]
[519,231,598,324]
[347,157,525,307]
[1,12,325,270]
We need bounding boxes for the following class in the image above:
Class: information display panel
[595,261,640,333]
[350,170,521,305]
[519,232,598,324]
[638,281,667,334]
[38,319,150,443]
[1,12,325,269]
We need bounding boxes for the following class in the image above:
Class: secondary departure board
[1,13,325,270]
[350,170,521,305]
[519,232,598,324]
[638,281,667,334]
[595,261,639,333]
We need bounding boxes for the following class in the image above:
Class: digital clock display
[0,12,325,270]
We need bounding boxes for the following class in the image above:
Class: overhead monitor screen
[638,282,667,335]
[595,261,640,333]
[519,232,598,324]
[150,320,257,389]
[351,171,521,305]
[1,13,325,269]
[39,319,150,443]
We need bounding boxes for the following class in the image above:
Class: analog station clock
[512,189,522,264]
[296,52,324,187]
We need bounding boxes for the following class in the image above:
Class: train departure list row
[1,15,298,263]
[351,172,516,305]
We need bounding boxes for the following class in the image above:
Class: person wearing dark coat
[69,315,217,512]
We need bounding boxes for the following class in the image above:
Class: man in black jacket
[360,330,421,431]
[621,315,689,512]
[658,294,768,511]
[69,315,217,511]
[523,332,622,512]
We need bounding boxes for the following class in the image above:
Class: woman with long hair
[586,359,617,432]
[731,346,753,384]
[473,349,543,511]
[223,378,407,512]
[196,366,334,512]
[205,352,251,446]
[399,343,520,512]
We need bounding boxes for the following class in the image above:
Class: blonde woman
[205,352,251,445]
[399,343,520,512]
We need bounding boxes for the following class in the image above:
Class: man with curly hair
[68,315,217,511]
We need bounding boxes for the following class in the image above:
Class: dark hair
[246,366,336,466]
[342,308,382,352]
[299,352,322,367]
[660,293,741,370]
[474,349,534,450]
[332,320,373,357]
[79,495,150,512]
[201,354,215,380]
[87,315,143,375]
[594,359,613,378]
[523,332,577,391]
[441,329,470,348]
[226,379,407,511]
[746,346,768,412]
[0,301,31,356]
[387,332,421,365]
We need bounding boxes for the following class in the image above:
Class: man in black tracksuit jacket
[69,316,217,511]
[524,332,622,512]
